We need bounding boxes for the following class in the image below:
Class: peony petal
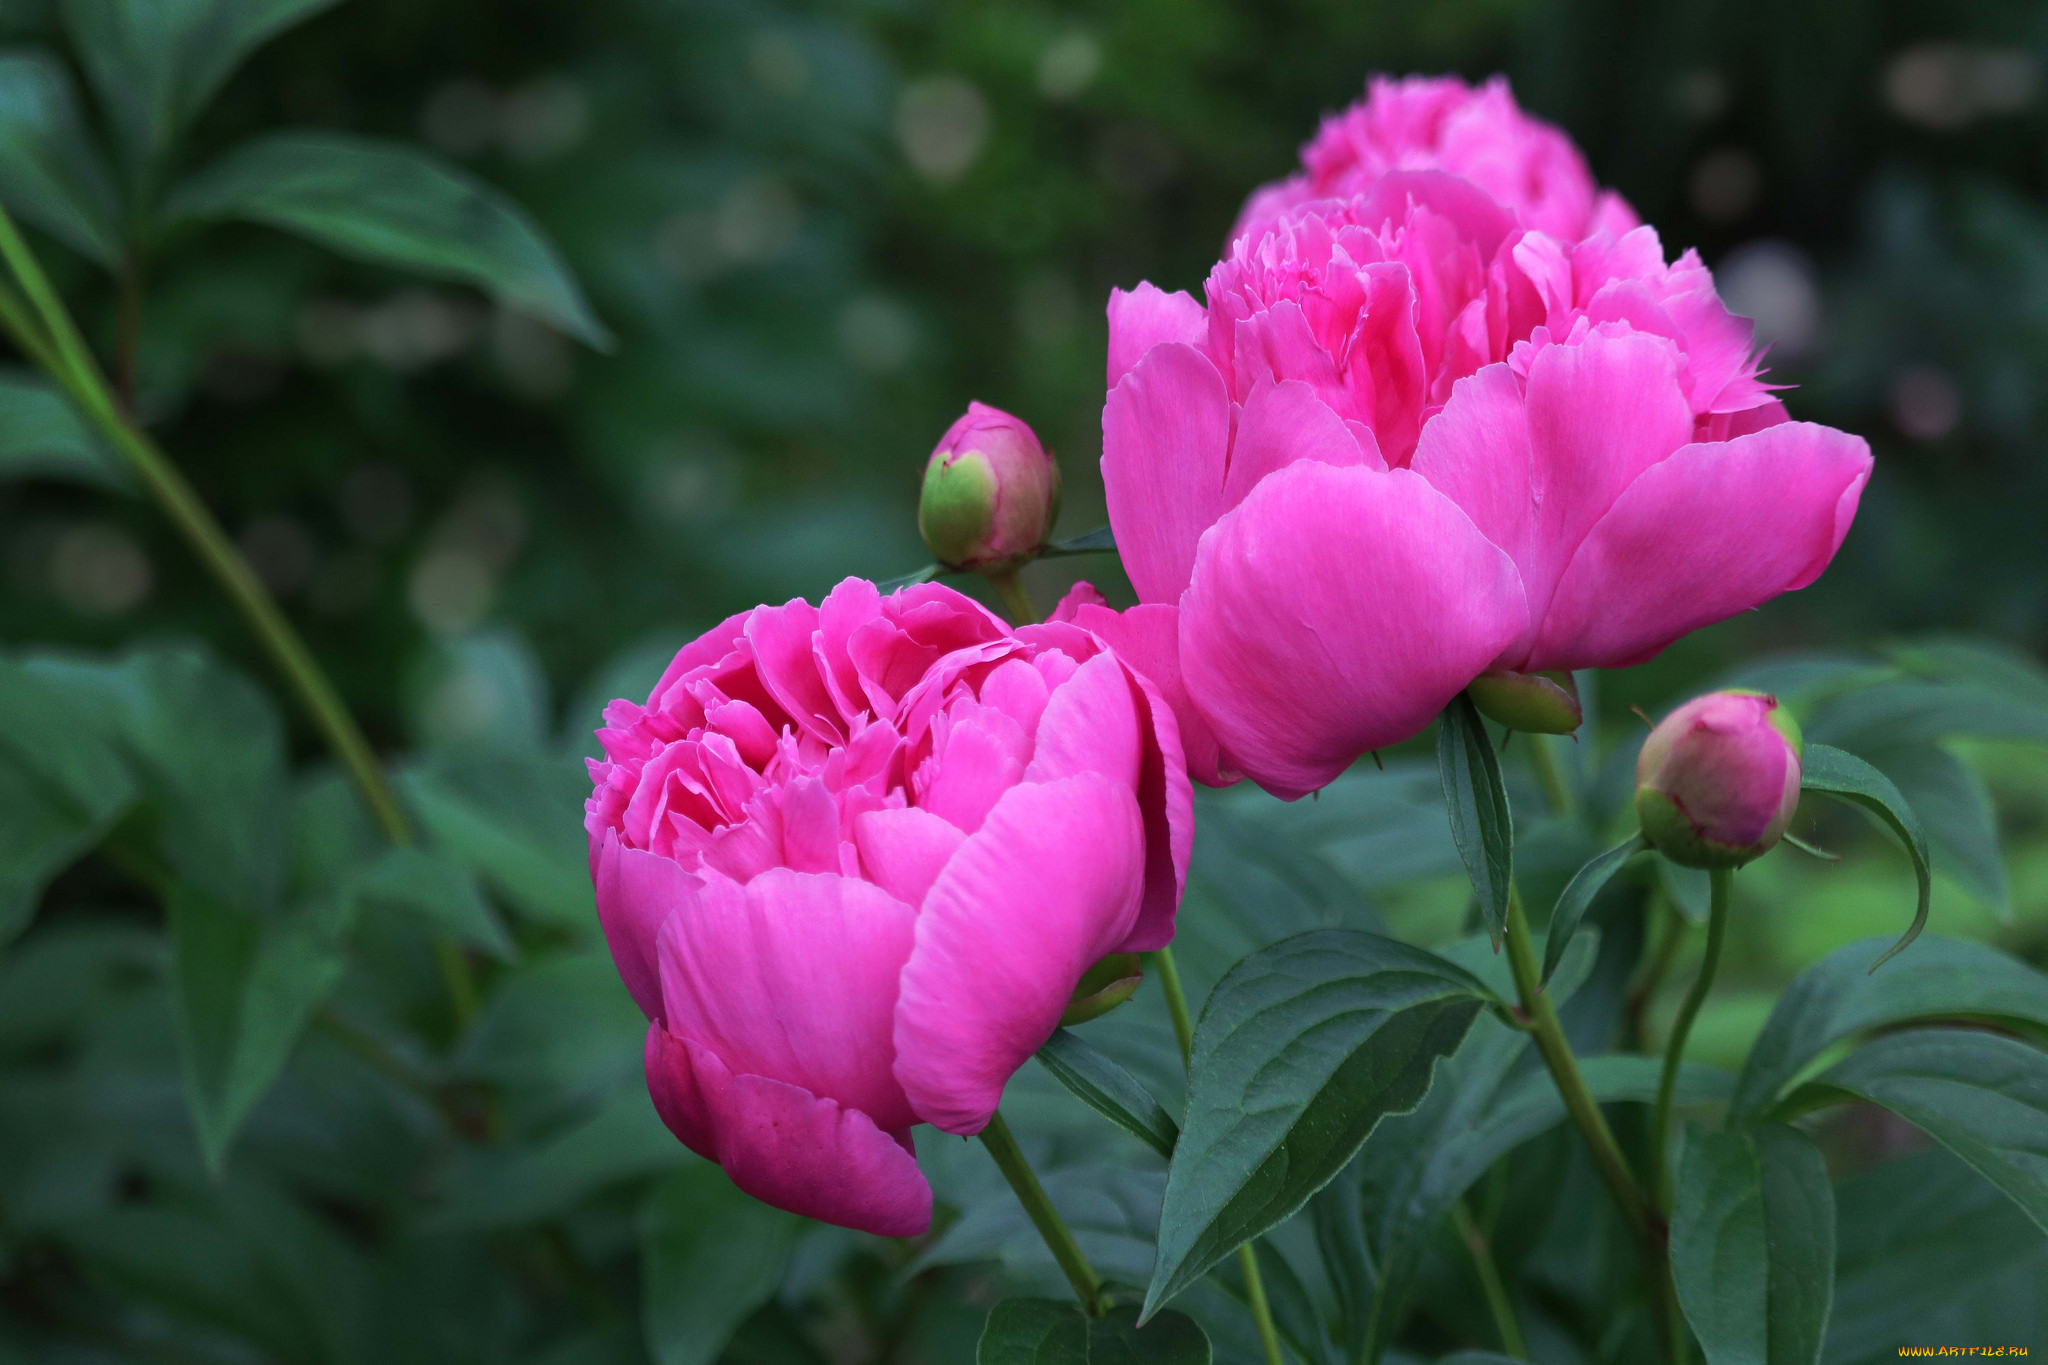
[1224,379,1384,509]
[595,832,696,1023]
[1107,283,1208,389]
[1068,600,1238,788]
[744,599,842,745]
[1179,461,1527,798]
[645,1027,931,1237]
[1100,342,1232,606]
[1023,650,1142,791]
[658,868,918,1131]
[855,805,967,908]
[1113,651,1195,954]
[1529,420,1873,671]
[893,775,1146,1133]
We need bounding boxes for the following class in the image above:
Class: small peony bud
[1635,690,1803,869]
[1061,953,1142,1027]
[1467,669,1582,734]
[919,402,1061,572]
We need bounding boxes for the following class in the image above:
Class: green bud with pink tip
[919,402,1061,573]
[1635,690,1803,869]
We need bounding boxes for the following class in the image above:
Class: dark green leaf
[1143,930,1487,1318]
[452,949,644,1119]
[977,1300,1210,1364]
[1782,1028,2048,1234]
[912,1165,1163,1293]
[1658,859,1712,925]
[1863,743,2007,916]
[1670,1123,1835,1365]
[1889,636,2048,712]
[0,366,127,487]
[1310,1172,1372,1364]
[1798,744,1931,970]
[1827,1146,2048,1362]
[1436,694,1512,942]
[1807,679,2048,750]
[0,654,136,945]
[352,845,514,961]
[61,0,343,181]
[401,748,594,929]
[641,1164,801,1365]
[429,1090,688,1231]
[165,132,610,346]
[0,49,120,263]
[1733,936,2048,1121]
[878,563,943,591]
[167,883,354,1168]
[1041,525,1117,557]
[1356,1029,1732,1362]
[1541,833,1644,983]
[1036,1029,1179,1159]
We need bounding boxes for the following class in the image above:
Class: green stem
[1450,1198,1527,1360]
[1525,731,1576,820]
[1651,868,1730,1211]
[978,1111,1105,1316]
[0,204,481,1024]
[1504,888,1686,1362]
[1151,945,1284,1365]
[985,567,1039,625]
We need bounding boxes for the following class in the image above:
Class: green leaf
[167,883,354,1168]
[1797,744,1931,970]
[1732,936,2048,1122]
[164,132,610,346]
[1658,859,1712,925]
[1828,1146,2048,1361]
[1355,1029,1732,1362]
[0,49,121,264]
[1142,930,1486,1319]
[640,1164,801,1365]
[977,1300,1210,1364]
[0,365,127,487]
[1807,678,2048,750]
[401,748,594,929]
[1436,694,1512,943]
[429,1089,689,1231]
[1036,1028,1179,1159]
[0,654,137,945]
[352,845,514,961]
[1310,1172,1372,1364]
[1541,833,1644,983]
[61,0,343,182]
[1670,1123,1835,1365]
[1863,743,2007,916]
[452,948,645,1117]
[911,1166,1164,1292]
[878,563,943,592]
[1041,525,1117,557]
[1781,1028,2048,1234]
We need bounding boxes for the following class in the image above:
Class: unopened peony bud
[1061,953,1142,1026]
[919,402,1061,572]
[1467,669,1582,734]
[1635,691,1802,869]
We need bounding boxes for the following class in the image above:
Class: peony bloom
[1636,691,1803,868]
[1231,74,1639,248]
[585,578,1190,1237]
[1102,111,1871,800]
[919,402,1062,572]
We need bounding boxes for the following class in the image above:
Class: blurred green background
[5,0,2048,1359]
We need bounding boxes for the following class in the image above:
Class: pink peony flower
[1231,74,1640,248]
[584,578,1191,1236]
[1636,690,1803,868]
[1101,106,1871,800]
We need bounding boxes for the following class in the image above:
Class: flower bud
[1467,669,1582,734]
[919,402,1061,572]
[1061,953,1142,1027]
[1634,690,1803,869]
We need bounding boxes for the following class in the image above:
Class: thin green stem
[1651,867,1730,1211]
[1151,945,1284,1365]
[1150,944,1196,1065]
[1502,890,1649,1237]
[0,204,482,1023]
[1525,731,1576,820]
[978,1111,1105,1316]
[985,567,1039,625]
[1504,887,1686,1363]
[1451,1198,1527,1360]
[0,204,410,848]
